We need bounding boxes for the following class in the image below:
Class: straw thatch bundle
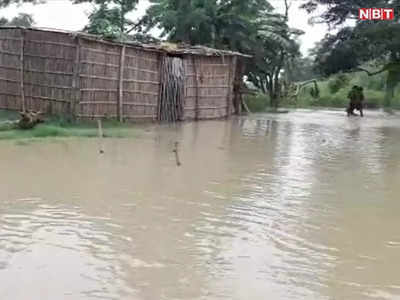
[159,56,184,122]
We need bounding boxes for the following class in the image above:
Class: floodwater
[1,109,400,300]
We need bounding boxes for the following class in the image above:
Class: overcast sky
[0,0,330,56]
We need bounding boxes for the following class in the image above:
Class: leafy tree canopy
[143,0,275,48]
[0,0,42,8]
[75,0,138,35]
[304,0,400,105]
[301,0,400,27]
[0,13,35,27]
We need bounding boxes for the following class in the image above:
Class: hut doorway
[158,56,185,122]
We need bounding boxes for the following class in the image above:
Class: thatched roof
[138,42,251,58]
[0,26,251,58]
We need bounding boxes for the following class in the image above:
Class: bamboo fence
[0,27,246,122]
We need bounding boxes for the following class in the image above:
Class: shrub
[328,74,350,94]
[244,93,269,112]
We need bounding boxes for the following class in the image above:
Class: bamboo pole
[97,119,104,154]
[157,53,165,121]
[71,37,81,119]
[20,29,25,112]
[192,56,199,121]
[118,45,126,122]
[173,142,181,166]
[234,59,246,115]
[226,56,237,118]
[242,98,251,114]
[158,56,184,122]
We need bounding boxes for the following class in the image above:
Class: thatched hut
[0,27,249,122]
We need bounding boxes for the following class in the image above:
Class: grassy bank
[245,71,400,112]
[0,110,140,140]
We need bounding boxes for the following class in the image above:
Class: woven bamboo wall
[183,55,237,120]
[0,28,23,111]
[24,29,75,114]
[122,47,160,121]
[0,28,241,122]
[77,38,120,119]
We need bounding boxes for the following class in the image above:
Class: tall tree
[0,0,42,7]
[143,0,275,49]
[247,18,302,108]
[303,0,400,106]
[144,0,218,45]
[143,0,302,109]
[0,13,35,27]
[84,3,124,38]
[0,18,7,26]
[75,0,139,36]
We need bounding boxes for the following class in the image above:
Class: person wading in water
[347,85,365,117]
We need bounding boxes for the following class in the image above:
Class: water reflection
[0,199,136,300]
[1,110,400,300]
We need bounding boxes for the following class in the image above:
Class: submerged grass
[0,110,141,140]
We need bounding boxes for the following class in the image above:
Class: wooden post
[242,98,251,114]
[173,142,181,166]
[236,59,245,115]
[97,119,104,154]
[226,56,237,118]
[192,56,199,121]
[118,45,126,122]
[71,37,81,119]
[20,29,25,112]
[157,53,165,121]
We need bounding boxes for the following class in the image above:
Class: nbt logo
[359,8,395,20]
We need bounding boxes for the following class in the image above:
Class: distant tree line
[303,0,400,106]
[0,13,34,26]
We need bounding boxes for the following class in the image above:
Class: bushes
[328,74,350,94]
[244,93,270,112]
[294,71,399,109]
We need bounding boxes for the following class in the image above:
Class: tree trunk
[384,69,400,107]
[268,84,274,107]
[357,62,399,108]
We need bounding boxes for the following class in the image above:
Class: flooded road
[1,109,400,300]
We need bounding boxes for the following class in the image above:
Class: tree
[301,0,400,27]
[243,0,304,109]
[303,0,400,106]
[143,0,274,48]
[0,18,8,26]
[83,2,158,43]
[284,56,317,83]
[144,0,219,45]
[0,0,42,7]
[84,4,124,38]
[143,0,302,109]
[246,22,302,108]
[76,0,139,36]
[0,13,35,27]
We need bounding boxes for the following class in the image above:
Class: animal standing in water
[347,86,365,117]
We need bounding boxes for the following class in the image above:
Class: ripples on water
[1,109,400,300]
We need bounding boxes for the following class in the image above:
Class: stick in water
[242,98,251,114]
[173,141,181,166]
[97,119,104,154]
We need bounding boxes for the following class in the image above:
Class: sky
[0,0,330,56]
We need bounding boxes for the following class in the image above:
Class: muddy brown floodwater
[1,109,400,300]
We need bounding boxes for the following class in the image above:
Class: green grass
[0,111,141,140]
[245,71,400,112]
[295,72,400,109]
[244,93,270,112]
